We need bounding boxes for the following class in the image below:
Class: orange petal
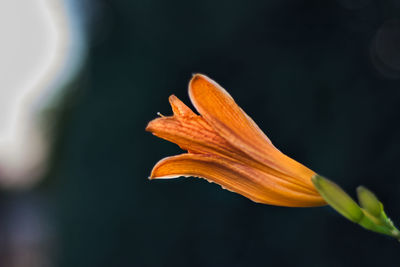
[150,153,326,207]
[188,74,315,187]
[168,95,197,118]
[146,95,239,154]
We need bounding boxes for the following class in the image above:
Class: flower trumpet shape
[146,74,326,207]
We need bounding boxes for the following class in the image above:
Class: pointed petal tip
[150,157,186,180]
[149,166,159,179]
[168,94,197,117]
[145,117,162,134]
[149,173,177,180]
[145,120,153,132]
[148,169,158,180]
[149,173,183,180]
[168,94,177,102]
[145,116,170,136]
[168,94,182,107]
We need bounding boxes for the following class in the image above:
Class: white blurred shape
[0,0,86,188]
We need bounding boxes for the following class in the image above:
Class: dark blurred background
[2,0,400,266]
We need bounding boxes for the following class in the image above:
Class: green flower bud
[356,186,383,218]
[312,174,363,223]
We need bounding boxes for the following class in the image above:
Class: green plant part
[312,175,400,241]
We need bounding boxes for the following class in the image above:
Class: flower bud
[357,186,383,218]
[312,175,363,223]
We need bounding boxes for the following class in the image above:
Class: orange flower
[146,74,326,207]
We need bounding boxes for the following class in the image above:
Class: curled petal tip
[149,170,161,180]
